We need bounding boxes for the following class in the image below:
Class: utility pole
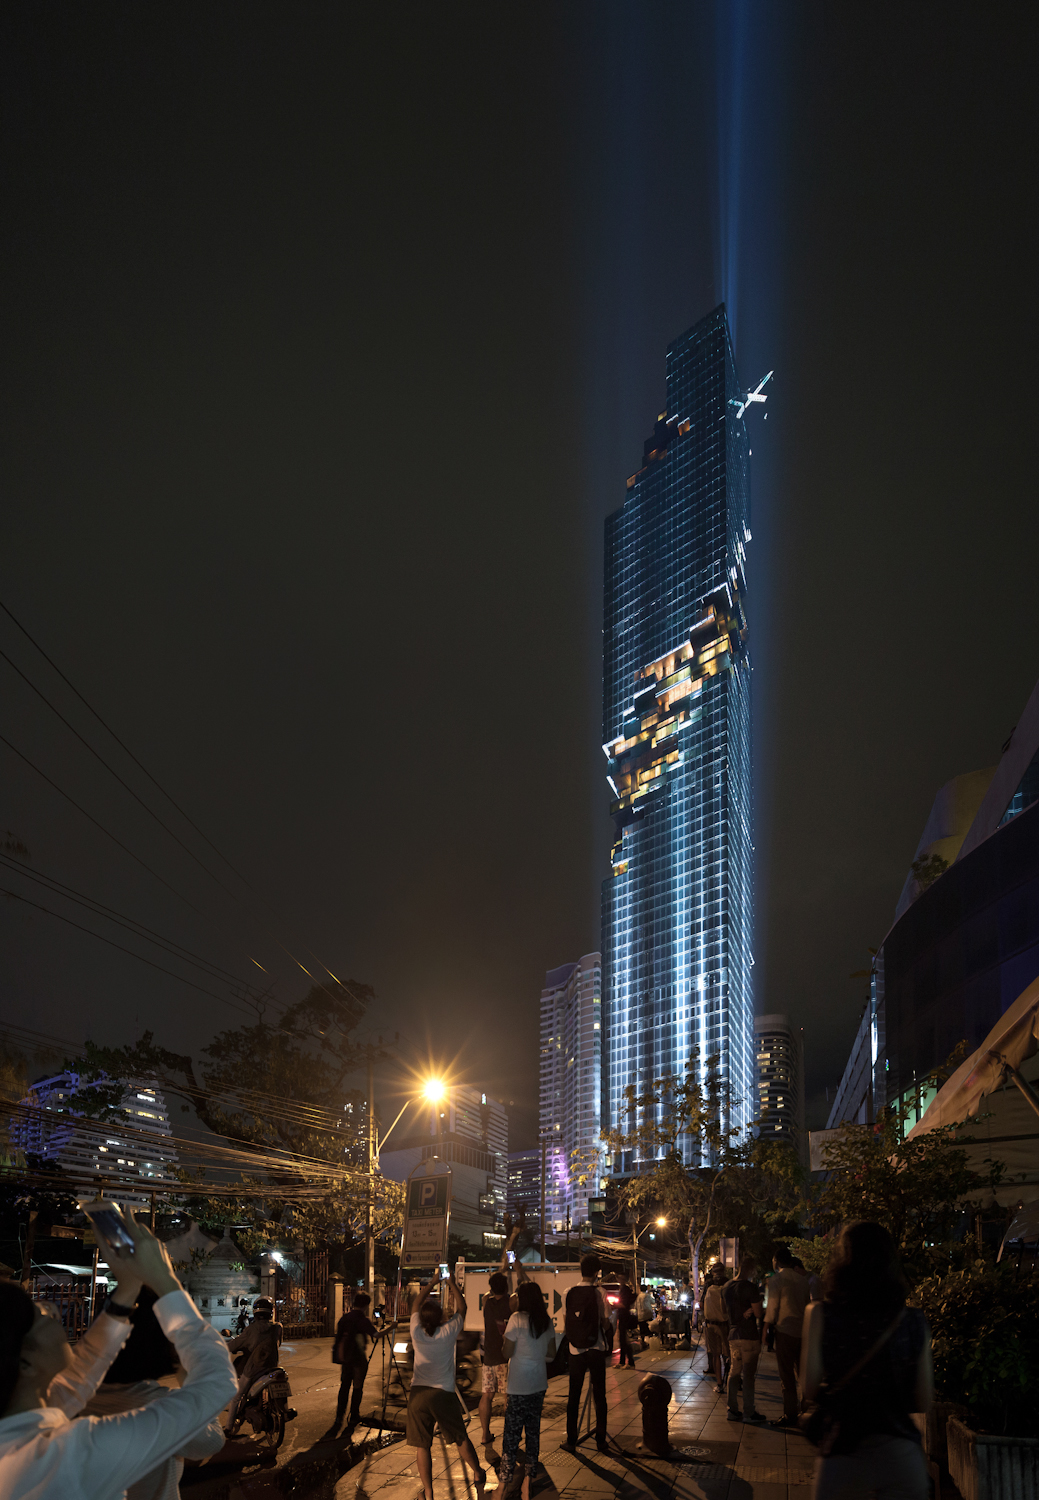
[366,1051,376,1303]
[539,1137,547,1265]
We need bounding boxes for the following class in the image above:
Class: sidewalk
[338,1349,817,1500]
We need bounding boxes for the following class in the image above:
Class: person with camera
[0,1208,236,1500]
[559,1254,609,1454]
[324,1291,377,1441]
[407,1268,486,1500]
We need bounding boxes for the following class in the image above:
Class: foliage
[911,853,950,891]
[913,1260,1039,1437]
[601,1051,804,1287]
[786,1235,832,1275]
[815,1043,998,1282]
[71,980,406,1256]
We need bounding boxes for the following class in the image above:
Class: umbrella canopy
[906,976,1039,1139]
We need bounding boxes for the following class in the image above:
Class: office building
[14,1072,177,1207]
[828,673,1039,1136]
[379,1084,508,1254]
[506,1147,542,1223]
[539,954,603,1230]
[602,304,755,1162]
[754,1014,806,1164]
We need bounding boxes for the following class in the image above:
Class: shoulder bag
[799,1308,905,1453]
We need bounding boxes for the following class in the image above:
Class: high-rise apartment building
[602,305,755,1161]
[506,1147,542,1223]
[14,1072,178,1206]
[539,955,602,1231]
[754,1015,806,1163]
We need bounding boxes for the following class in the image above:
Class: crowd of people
[400,1224,933,1500]
[0,1217,933,1500]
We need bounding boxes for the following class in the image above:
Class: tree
[808,1107,1000,1282]
[601,1051,804,1293]
[910,853,949,892]
[72,980,406,1265]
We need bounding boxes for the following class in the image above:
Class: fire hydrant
[638,1373,672,1456]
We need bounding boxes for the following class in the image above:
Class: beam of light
[713,0,750,348]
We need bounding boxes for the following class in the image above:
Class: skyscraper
[754,1015,806,1164]
[602,305,754,1163]
[539,954,602,1230]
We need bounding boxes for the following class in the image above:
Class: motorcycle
[229,1350,297,1450]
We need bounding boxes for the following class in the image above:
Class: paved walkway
[337,1350,817,1500]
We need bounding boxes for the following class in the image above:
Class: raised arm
[446,1272,467,1320]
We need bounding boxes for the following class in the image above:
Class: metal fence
[32,1279,103,1342]
[278,1247,329,1338]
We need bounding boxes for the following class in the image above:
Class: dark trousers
[335,1356,367,1427]
[567,1348,607,1444]
[617,1315,636,1366]
[774,1332,802,1420]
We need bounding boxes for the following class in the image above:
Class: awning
[906,976,1039,1139]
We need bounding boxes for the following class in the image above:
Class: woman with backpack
[499,1283,556,1494]
[800,1222,933,1500]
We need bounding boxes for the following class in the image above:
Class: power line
[0,851,266,996]
[0,729,213,921]
[0,886,258,1020]
[0,596,359,1002]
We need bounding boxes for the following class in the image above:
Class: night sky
[2,5,1036,1148]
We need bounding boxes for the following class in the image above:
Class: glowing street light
[423,1078,447,1105]
[655,1217,667,1228]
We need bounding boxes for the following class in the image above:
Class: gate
[32,1279,103,1342]
[278,1248,328,1338]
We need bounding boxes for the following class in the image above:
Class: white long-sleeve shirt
[82,1380,226,1500]
[0,1291,237,1500]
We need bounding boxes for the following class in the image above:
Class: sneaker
[745,1412,767,1424]
[596,1439,610,1453]
[713,1385,725,1394]
[558,1440,577,1454]
[726,1410,742,1422]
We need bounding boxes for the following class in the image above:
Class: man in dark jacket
[325,1291,378,1438]
[225,1296,283,1433]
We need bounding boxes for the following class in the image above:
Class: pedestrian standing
[500,1283,555,1494]
[406,1269,486,1500]
[324,1291,377,1440]
[702,1267,730,1392]
[559,1254,609,1454]
[764,1245,810,1429]
[478,1271,512,1446]
[635,1285,655,1348]
[615,1274,637,1368]
[801,1222,932,1500]
[723,1256,765,1424]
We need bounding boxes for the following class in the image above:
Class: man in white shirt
[763,1244,811,1428]
[407,1269,485,1500]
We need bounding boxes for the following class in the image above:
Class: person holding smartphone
[0,1205,236,1499]
[407,1268,485,1500]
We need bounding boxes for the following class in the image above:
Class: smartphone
[439,1263,450,1278]
[506,1250,516,1265]
[79,1199,136,1254]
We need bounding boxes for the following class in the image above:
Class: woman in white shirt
[0,1211,236,1500]
[500,1282,556,1494]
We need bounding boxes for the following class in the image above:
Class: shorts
[482,1362,506,1396]
[406,1385,468,1448]
[705,1323,728,1356]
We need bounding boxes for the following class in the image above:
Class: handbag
[799,1308,905,1452]
[601,1318,615,1355]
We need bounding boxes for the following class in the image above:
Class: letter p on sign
[420,1182,437,1208]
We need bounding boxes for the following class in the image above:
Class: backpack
[564,1285,602,1350]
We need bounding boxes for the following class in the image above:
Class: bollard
[638,1372,673,1456]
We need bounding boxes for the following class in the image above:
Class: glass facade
[539,954,602,1229]
[601,304,754,1164]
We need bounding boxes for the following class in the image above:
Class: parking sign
[401,1169,452,1270]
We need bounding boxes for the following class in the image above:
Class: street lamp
[364,1075,449,1304]
[631,1215,667,1284]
